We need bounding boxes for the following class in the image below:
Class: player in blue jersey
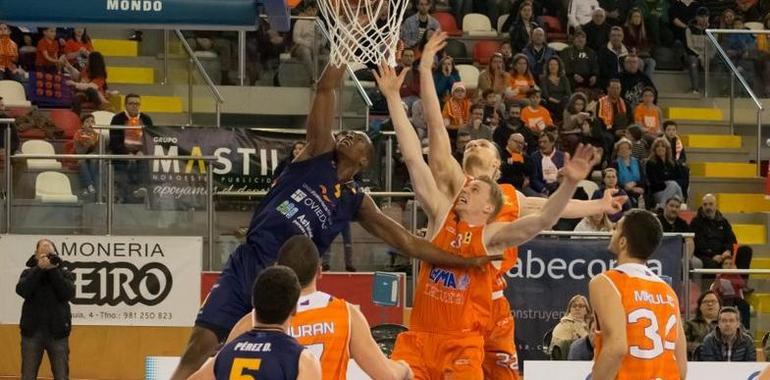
[172,64,498,379]
[188,266,321,380]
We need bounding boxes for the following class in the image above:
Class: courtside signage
[0,235,201,326]
[524,360,766,379]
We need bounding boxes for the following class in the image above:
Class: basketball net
[317,0,410,67]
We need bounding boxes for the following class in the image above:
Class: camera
[48,253,62,266]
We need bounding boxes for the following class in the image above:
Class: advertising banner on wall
[506,236,683,362]
[143,126,298,210]
[0,235,201,327]
[524,360,766,379]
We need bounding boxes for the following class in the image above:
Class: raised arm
[590,275,627,380]
[349,304,412,380]
[296,64,348,161]
[487,145,598,249]
[357,195,499,267]
[373,62,447,218]
[419,32,465,198]
[518,188,627,218]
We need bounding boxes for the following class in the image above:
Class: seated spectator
[550,295,591,358]
[504,1,540,52]
[658,195,700,267]
[685,291,721,359]
[400,0,441,49]
[584,8,612,52]
[633,87,663,140]
[685,7,712,94]
[624,8,656,78]
[591,168,630,221]
[433,55,461,101]
[568,318,597,360]
[756,14,770,97]
[0,23,23,81]
[520,88,553,132]
[452,130,472,163]
[109,94,154,202]
[531,130,565,195]
[574,212,614,231]
[699,306,756,361]
[670,0,702,43]
[540,56,571,123]
[735,0,762,21]
[718,8,736,29]
[411,99,428,138]
[18,34,37,72]
[442,82,471,138]
[510,54,537,101]
[626,124,649,160]
[561,92,593,155]
[478,53,514,97]
[273,141,306,179]
[663,120,687,164]
[711,257,751,328]
[598,26,629,88]
[494,103,528,149]
[724,16,756,82]
[646,137,685,207]
[619,56,656,109]
[292,3,322,80]
[560,29,600,91]
[74,114,99,197]
[499,133,536,194]
[638,0,674,46]
[691,194,755,272]
[522,28,556,80]
[481,90,504,121]
[613,137,646,206]
[460,104,493,140]
[596,79,629,144]
[568,0,601,30]
[62,51,109,113]
[397,48,420,110]
[499,41,515,72]
[35,27,60,73]
[62,27,93,70]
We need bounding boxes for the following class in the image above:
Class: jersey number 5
[229,358,262,380]
[627,308,677,359]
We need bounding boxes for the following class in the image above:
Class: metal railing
[705,29,766,176]
[174,29,225,127]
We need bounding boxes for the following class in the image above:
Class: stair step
[690,162,757,178]
[676,124,732,135]
[715,193,770,213]
[682,134,742,149]
[117,95,182,113]
[92,39,138,57]
[734,224,767,245]
[668,107,723,121]
[106,67,154,84]
[748,293,770,313]
[751,258,770,279]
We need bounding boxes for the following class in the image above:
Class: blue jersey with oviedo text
[213,329,303,380]
[246,152,364,266]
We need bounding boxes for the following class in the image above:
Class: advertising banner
[0,0,259,28]
[143,126,298,210]
[506,236,684,362]
[524,360,766,380]
[0,235,201,327]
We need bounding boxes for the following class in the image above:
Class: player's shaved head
[277,235,320,288]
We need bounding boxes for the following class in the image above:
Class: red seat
[540,15,568,42]
[473,40,501,66]
[433,12,462,36]
[49,109,81,139]
[18,129,46,139]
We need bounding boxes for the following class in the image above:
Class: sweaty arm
[297,350,322,380]
[357,194,498,268]
[518,188,627,219]
[349,304,412,380]
[590,275,627,380]
[187,357,215,380]
[295,64,348,161]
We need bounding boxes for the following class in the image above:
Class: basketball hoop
[317,0,410,67]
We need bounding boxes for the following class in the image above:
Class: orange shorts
[482,294,520,380]
[391,331,484,380]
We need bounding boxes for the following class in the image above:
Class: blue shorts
[196,244,267,341]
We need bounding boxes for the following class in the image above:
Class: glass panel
[706,30,770,100]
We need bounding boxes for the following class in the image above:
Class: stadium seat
[49,109,81,139]
[455,64,480,91]
[0,80,32,108]
[497,14,510,33]
[444,39,472,64]
[21,139,62,170]
[548,41,569,52]
[745,21,764,30]
[578,180,599,197]
[463,13,498,37]
[35,171,77,203]
[473,40,501,65]
[540,15,567,42]
[433,12,462,36]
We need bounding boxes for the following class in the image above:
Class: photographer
[15,239,75,380]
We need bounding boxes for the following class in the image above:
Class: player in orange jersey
[590,209,687,380]
[410,31,627,379]
[224,236,413,380]
[375,62,601,379]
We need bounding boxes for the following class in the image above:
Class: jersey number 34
[628,308,677,359]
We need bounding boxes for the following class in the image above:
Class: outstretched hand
[601,188,629,214]
[420,31,448,68]
[372,60,409,98]
[561,144,600,183]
